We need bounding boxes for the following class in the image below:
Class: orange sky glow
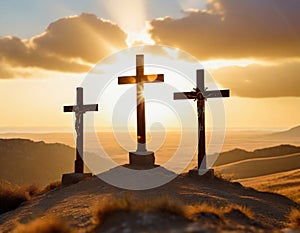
[0,0,299,132]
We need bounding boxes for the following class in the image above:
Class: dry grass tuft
[40,181,61,195]
[185,203,222,220]
[224,204,254,219]
[0,180,39,214]
[95,195,133,224]
[136,195,185,216]
[95,195,185,224]
[214,171,234,182]
[12,217,72,233]
[95,195,255,226]
[288,209,300,229]
[0,179,62,214]
[95,195,256,224]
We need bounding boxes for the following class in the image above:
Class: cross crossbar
[63,87,98,173]
[118,54,164,152]
[173,69,230,172]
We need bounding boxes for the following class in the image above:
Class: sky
[0,0,300,132]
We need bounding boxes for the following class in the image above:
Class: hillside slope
[0,139,75,186]
[215,152,300,179]
[214,144,300,166]
[0,171,299,233]
[236,168,300,203]
[272,125,300,138]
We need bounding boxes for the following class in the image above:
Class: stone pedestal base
[61,173,92,186]
[188,168,215,179]
[129,151,155,168]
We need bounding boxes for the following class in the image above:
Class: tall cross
[174,70,230,171]
[118,54,164,152]
[64,87,98,173]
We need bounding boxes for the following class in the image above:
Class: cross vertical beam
[118,54,164,153]
[136,55,146,151]
[174,70,230,172]
[76,88,84,172]
[64,87,98,173]
[197,70,206,170]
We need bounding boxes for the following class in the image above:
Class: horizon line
[0,126,294,134]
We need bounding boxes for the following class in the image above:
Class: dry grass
[0,180,39,214]
[185,203,253,223]
[237,169,300,204]
[12,217,72,233]
[185,203,222,220]
[9,196,256,232]
[288,209,300,229]
[136,195,185,216]
[95,195,254,226]
[223,204,254,219]
[214,170,233,182]
[39,181,61,195]
[0,180,61,214]
[95,195,132,223]
[95,195,185,224]
[267,186,300,204]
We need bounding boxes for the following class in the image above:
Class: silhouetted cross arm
[63,87,98,173]
[173,69,230,171]
[64,104,98,113]
[118,74,164,84]
[118,54,164,152]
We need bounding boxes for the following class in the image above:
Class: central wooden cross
[174,70,230,172]
[118,54,164,166]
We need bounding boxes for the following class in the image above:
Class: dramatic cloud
[0,13,127,77]
[0,65,16,79]
[32,13,127,63]
[0,62,34,79]
[0,36,90,74]
[211,61,300,98]
[149,0,300,60]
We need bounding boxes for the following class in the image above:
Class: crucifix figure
[118,54,164,166]
[174,70,230,172]
[64,87,98,173]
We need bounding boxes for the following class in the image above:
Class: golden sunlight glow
[146,74,158,82]
[80,18,119,53]
[101,0,155,47]
[202,59,265,70]
[178,0,208,12]
[137,88,144,102]
[102,0,146,34]
[1,40,299,132]
[126,27,155,47]
[104,0,146,32]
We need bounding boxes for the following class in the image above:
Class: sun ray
[100,0,154,47]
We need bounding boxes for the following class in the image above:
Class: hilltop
[0,139,300,232]
[0,171,299,233]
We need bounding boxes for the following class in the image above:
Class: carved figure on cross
[64,87,98,173]
[174,70,230,172]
